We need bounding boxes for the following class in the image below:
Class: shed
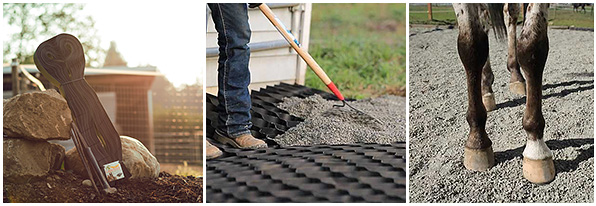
[3,64,160,153]
[205,3,312,94]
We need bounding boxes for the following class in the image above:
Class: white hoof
[509,81,526,95]
[482,93,497,112]
[522,139,555,184]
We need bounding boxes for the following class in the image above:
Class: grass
[410,4,594,28]
[550,7,595,28]
[307,3,407,99]
[409,4,456,25]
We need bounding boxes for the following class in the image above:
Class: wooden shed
[205,3,312,94]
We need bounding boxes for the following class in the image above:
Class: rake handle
[258,4,345,101]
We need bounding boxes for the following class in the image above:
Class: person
[206,3,267,160]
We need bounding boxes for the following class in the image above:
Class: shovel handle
[258,4,345,101]
[70,124,100,194]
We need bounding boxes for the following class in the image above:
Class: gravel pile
[409,27,594,203]
[274,94,406,146]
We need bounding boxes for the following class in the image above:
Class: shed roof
[3,64,163,76]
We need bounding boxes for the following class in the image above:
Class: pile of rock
[3,89,160,184]
[3,90,71,183]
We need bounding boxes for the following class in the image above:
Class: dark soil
[3,170,202,203]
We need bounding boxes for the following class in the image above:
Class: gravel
[409,27,594,203]
[273,94,406,146]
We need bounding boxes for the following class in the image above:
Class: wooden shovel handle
[259,4,345,100]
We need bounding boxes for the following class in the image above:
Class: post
[11,58,20,96]
[552,4,556,20]
[147,88,155,154]
[427,3,433,20]
[295,3,312,85]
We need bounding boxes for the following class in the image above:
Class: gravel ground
[409,27,594,203]
[274,94,406,146]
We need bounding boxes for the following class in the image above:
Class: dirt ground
[409,27,594,203]
[3,170,202,203]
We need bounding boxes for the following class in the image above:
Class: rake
[258,4,382,124]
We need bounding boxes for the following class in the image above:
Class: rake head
[333,100,384,125]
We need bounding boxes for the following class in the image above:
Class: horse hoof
[464,146,495,171]
[509,81,526,95]
[523,156,555,184]
[482,93,497,112]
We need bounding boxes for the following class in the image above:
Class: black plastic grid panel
[206,83,406,203]
[206,83,338,146]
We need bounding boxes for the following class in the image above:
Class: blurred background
[3,3,203,177]
[307,3,406,98]
[410,3,594,28]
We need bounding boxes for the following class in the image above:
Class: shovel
[258,4,382,124]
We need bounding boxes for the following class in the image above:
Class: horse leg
[517,3,555,184]
[481,56,496,111]
[504,3,526,95]
[454,3,494,171]
[476,4,496,112]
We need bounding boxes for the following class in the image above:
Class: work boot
[206,141,223,160]
[214,131,268,149]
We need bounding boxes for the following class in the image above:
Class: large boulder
[65,136,160,179]
[3,90,72,141]
[3,138,65,183]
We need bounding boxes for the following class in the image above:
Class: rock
[104,187,118,194]
[48,174,60,181]
[64,147,86,178]
[65,136,160,179]
[3,90,72,141]
[82,179,92,187]
[3,138,65,183]
[120,136,160,178]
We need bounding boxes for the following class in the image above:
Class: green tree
[3,3,104,67]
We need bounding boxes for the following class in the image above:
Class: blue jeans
[208,3,252,138]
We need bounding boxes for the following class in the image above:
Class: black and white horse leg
[454,3,494,171]
[517,3,554,184]
[504,3,526,95]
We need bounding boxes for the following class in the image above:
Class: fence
[152,84,203,166]
[90,83,153,150]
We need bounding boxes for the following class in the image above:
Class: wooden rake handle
[258,4,345,101]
